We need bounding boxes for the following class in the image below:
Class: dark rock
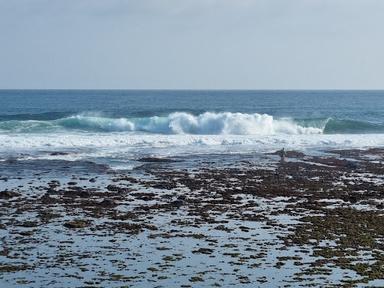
[46,187,56,193]
[269,150,305,159]
[18,230,35,236]
[376,203,384,209]
[345,161,358,169]
[170,199,184,208]
[64,189,91,198]
[98,199,116,207]
[17,221,39,228]
[106,185,119,191]
[0,190,21,199]
[137,157,179,163]
[192,248,214,254]
[64,219,90,229]
[40,193,57,204]
[152,182,177,190]
[50,152,69,156]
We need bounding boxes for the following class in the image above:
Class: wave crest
[1,112,384,135]
[166,112,322,135]
[58,115,135,132]
[51,112,322,135]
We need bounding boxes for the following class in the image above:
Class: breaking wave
[0,112,324,135]
[0,111,382,135]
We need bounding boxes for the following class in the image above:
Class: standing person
[279,148,286,163]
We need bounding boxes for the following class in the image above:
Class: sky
[0,0,383,89]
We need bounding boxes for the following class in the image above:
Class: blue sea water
[0,90,384,167]
[1,90,384,133]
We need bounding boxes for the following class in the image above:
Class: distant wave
[0,112,72,121]
[0,112,382,135]
[323,118,384,134]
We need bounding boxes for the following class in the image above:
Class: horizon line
[1,88,384,91]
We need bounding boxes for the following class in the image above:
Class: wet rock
[50,152,69,156]
[376,203,384,209]
[214,225,233,232]
[64,219,91,229]
[17,221,39,228]
[2,147,384,286]
[98,199,116,207]
[46,187,56,193]
[0,190,21,199]
[170,199,184,208]
[0,264,31,273]
[345,161,359,169]
[48,180,60,188]
[106,184,119,191]
[18,230,35,236]
[131,192,156,201]
[40,193,57,204]
[64,189,90,198]
[106,184,132,193]
[189,276,204,282]
[192,248,214,255]
[137,157,179,163]
[152,181,177,190]
[270,150,305,159]
[38,210,61,222]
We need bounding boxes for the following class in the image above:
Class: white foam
[1,133,384,159]
[1,112,325,135]
[164,112,323,135]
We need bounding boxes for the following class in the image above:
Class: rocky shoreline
[1,148,384,287]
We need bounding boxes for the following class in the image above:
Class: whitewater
[0,112,326,135]
[1,90,384,167]
[1,112,384,166]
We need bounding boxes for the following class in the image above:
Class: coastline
[1,148,384,287]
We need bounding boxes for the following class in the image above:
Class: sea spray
[0,112,323,135]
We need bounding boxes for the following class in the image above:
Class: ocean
[1,90,384,169]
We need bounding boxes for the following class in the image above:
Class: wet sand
[1,149,384,287]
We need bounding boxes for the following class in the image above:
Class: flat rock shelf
[1,148,384,287]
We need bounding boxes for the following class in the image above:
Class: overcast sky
[0,0,383,89]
